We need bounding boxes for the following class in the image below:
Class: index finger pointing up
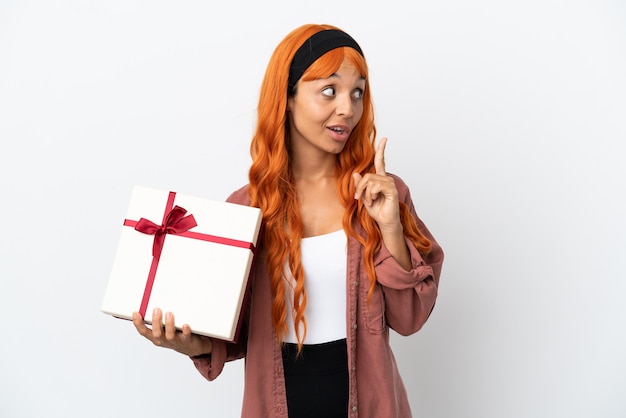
[374,137,388,175]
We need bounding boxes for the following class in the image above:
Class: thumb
[352,172,363,199]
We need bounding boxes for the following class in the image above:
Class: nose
[335,93,354,118]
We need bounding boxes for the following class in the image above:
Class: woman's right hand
[132,308,213,358]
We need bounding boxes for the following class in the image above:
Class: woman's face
[287,59,365,158]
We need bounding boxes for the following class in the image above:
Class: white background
[1,1,625,417]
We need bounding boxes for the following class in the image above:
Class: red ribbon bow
[134,205,198,259]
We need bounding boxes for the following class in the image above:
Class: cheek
[354,104,364,124]
[294,102,327,127]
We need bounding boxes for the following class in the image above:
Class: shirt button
[354,280,359,287]
[352,405,358,412]
[352,323,357,330]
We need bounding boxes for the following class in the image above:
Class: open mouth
[328,126,349,135]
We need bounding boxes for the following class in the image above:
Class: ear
[287,95,295,112]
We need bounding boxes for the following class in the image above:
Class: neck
[291,149,337,182]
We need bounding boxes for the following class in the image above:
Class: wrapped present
[101,185,262,342]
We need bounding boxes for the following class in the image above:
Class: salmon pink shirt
[191,174,444,418]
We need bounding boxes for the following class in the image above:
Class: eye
[353,88,364,100]
[322,86,336,97]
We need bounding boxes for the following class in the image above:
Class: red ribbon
[134,205,198,259]
[123,191,256,318]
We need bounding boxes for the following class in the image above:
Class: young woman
[133,23,444,418]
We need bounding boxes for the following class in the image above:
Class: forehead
[324,60,366,82]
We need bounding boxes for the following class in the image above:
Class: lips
[327,124,351,135]
[327,125,351,143]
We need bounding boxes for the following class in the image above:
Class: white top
[284,229,347,344]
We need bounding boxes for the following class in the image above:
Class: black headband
[288,29,364,94]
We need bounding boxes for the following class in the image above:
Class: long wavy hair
[248,24,431,349]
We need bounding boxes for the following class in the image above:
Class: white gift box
[101,185,262,342]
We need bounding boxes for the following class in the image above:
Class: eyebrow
[328,72,366,82]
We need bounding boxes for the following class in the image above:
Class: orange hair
[248,24,431,350]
